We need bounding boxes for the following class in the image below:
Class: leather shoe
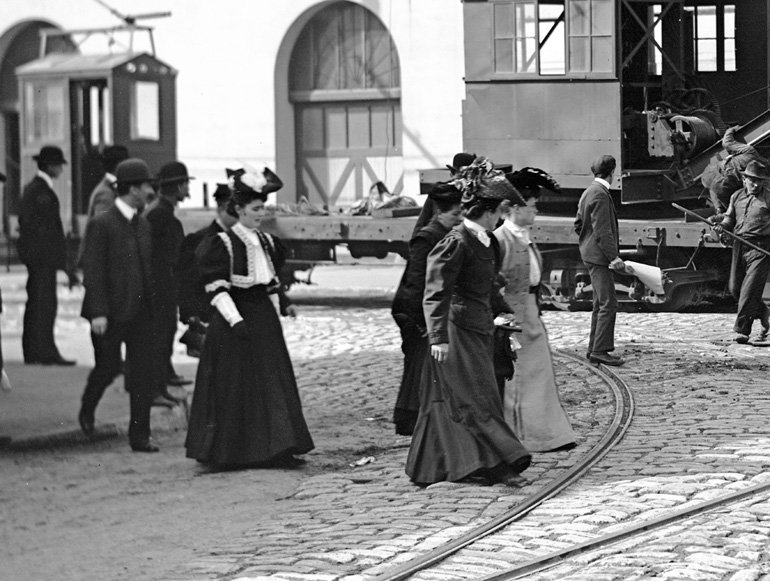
[130,441,160,453]
[734,334,750,344]
[78,408,95,436]
[167,374,193,387]
[152,393,177,408]
[589,351,625,366]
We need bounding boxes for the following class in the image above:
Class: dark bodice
[423,224,499,344]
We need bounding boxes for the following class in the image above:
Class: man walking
[146,161,194,399]
[17,145,76,365]
[712,160,770,343]
[574,154,625,366]
[78,158,159,452]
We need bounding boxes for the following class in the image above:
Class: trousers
[586,262,617,353]
[729,240,770,335]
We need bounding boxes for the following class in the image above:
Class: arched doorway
[0,20,75,230]
[289,2,402,209]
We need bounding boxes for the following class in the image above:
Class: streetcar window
[568,0,613,74]
[490,0,613,77]
[25,83,65,143]
[131,81,160,141]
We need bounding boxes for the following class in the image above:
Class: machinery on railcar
[449,0,770,309]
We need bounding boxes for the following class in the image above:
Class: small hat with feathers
[225,164,283,196]
[505,167,561,194]
[450,156,516,204]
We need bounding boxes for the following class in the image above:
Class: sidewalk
[0,260,405,449]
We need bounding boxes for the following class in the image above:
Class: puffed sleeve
[423,233,465,344]
[195,233,232,301]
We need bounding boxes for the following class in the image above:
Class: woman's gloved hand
[232,321,251,340]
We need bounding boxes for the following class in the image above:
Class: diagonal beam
[621,0,684,81]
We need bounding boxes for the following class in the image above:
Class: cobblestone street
[4,294,770,581]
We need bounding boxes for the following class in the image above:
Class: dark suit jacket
[177,220,224,322]
[17,175,67,269]
[146,196,185,310]
[80,205,154,323]
[574,180,619,266]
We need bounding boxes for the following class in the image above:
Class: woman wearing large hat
[405,157,531,486]
[185,166,314,467]
[391,182,463,435]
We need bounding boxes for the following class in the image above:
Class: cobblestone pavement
[169,309,770,581]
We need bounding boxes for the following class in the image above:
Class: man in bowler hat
[79,158,159,452]
[574,154,625,366]
[711,160,770,343]
[146,161,194,400]
[17,145,77,365]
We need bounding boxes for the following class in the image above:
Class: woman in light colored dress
[494,168,576,453]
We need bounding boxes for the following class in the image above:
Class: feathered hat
[450,156,516,205]
[504,167,561,205]
[225,164,283,197]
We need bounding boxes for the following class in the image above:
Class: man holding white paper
[574,155,626,366]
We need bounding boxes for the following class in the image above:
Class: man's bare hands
[431,343,449,363]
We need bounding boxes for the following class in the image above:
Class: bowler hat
[157,161,194,184]
[741,160,770,181]
[115,158,154,186]
[33,145,67,166]
[446,152,477,173]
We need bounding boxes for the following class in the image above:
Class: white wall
[1,0,466,207]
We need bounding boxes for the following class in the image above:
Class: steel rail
[476,477,770,580]
[370,351,635,581]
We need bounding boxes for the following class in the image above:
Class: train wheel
[642,284,698,312]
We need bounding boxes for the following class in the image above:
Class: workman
[711,160,770,344]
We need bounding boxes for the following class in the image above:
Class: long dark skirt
[405,322,531,485]
[393,318,428,436]
[185,294,314,466]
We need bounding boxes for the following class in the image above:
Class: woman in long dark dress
[391,183,463,435]
[185,168,314,467]
[405,158,532,486]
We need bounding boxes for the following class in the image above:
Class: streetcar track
[371,350,635,581]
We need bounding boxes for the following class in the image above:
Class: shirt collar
[463,218,491,247]
[115,196,137,221]
[36,170,53,189]
[105,172,117,184]
[594,177,611,190]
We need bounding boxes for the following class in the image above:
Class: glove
[232,321,251,340]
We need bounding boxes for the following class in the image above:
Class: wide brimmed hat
[505,167,561,200]
[450,157,515,203]
[742,160,770,180]
[115,158,155,186]
[33,145,67,165]
[226,166,283,196]
[157,161,194,184]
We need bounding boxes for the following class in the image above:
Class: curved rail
[370,351,635,581]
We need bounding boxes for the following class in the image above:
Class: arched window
[290,2,402,208]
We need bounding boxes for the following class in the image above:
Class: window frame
[489,0,616,80]
[687,2,737,74]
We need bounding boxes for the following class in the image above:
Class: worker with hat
[711,160,770,343]
[146,161,195,401]
[17,145,77,365]
[79,158,160,452]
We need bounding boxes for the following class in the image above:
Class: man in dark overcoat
[78,158,160,452]
[146,161,194,399]
[17,145,76,365]
[574,154,626,366]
